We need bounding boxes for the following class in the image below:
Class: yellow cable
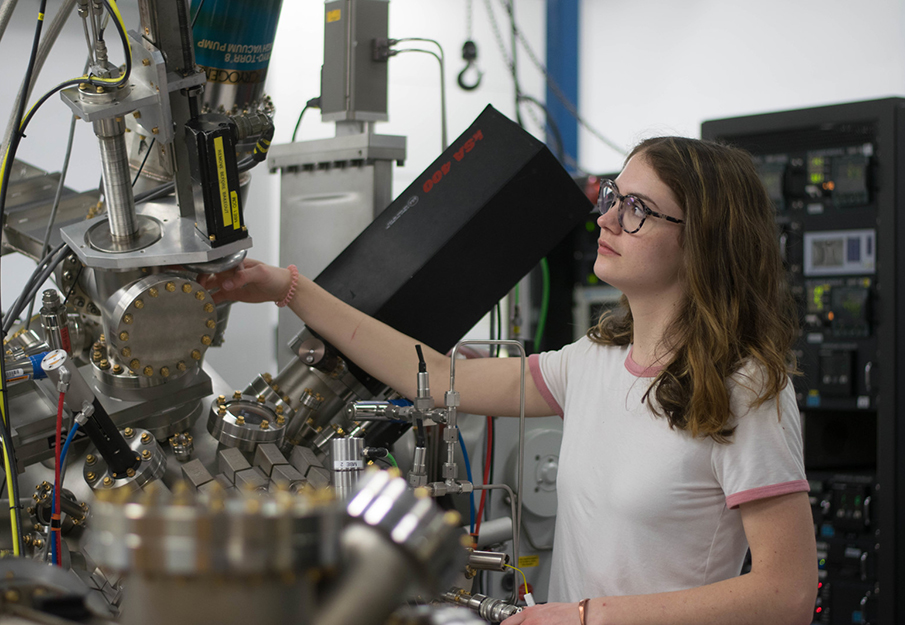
[504,563,529,595]
[0,379,20,556]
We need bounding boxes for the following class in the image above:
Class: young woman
[200,137,817,625]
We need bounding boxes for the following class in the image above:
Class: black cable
[62,262,84,307]
[190,0,207,28]
[132,137,156,187]
[517,94,565,164]
[505,0,524,128]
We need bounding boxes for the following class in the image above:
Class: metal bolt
[95,86,104,94]
[32,539,43,549]
[275,405,284,415]
[195,291,205,301]
[191,350,201,360]
[149,287,159,298]
[257,395,266,404]
[34,524,44,533]
[218,406,226,417]
[141,432,152,444]
[177,361,187,371]
[86,455,96,465]
[272,384,281,393]
[209,235,216,241]
[62,270,73,281]
[135,299,144,309]
[142,57,151,66]
[99,359,110,370]
[217,395,226,404]
[130,359,140,370]
[160,366,170,377]
[133,111,141,118]
[92,351,102,362]
[276,415,286,426]
[201,335,212,346]
[123,313,133,324]
[113,364,123,374]
[126,468,136,477]
[86,472,97,481]
[236,416,245,425]
[204,303,215,313]
[233,391,242,400]
[122,347,132,357]
[124,428,134,438]
[143,366,153,376]
[141,450,151,460]
[260,420,270,430]
[283,395,291,403]
[206,319,216,329]
[263,373,273,383]
[103,477,113,486]
[166,282,176,292]
[181,283,192,293]
[152,127,159,135]
[119,331,129,341]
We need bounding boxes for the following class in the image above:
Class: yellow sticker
[230,190,240,230]
[326,9,341,23]
[213,136,232,228]
[518,555,540,568]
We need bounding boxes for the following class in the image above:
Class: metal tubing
[0,0,19,45]
[474,482,518,599]
[448,339,526,604]
[331,437,364,500]
[467,550,508,571]
[94,116,137,239]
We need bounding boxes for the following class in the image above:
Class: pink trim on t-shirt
[528,354,564,418]
[624,347,665,378]
[726,480,810,509]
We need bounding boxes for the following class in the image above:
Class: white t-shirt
[528,338,808,602]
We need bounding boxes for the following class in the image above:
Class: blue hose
[457,429,476,534]
[51,421,80,565]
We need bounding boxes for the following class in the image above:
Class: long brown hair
[588,137,799,442]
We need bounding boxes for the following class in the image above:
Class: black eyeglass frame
[596,179,686,234]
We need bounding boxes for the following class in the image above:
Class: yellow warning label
[518,555,540,568]
[230,190,240,230]
[214,136,231,228]
[327,9,341,23]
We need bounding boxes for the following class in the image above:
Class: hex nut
[166,282,176,292]
[201,335,212,346]
[182,284,192,293]
[191,350,201,360]
[124,428,134,438]
[141,432,152,444]
[204,303,214,313]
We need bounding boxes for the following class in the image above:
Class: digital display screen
[832,155,870,195]
[812,239,845,268]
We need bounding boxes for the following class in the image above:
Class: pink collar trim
[624,347,665,378]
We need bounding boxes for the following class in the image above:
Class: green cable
[533,258,550,350]
[385,452,399,468]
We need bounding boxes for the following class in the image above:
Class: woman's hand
[197,258,293,305]
[502,602,582,625]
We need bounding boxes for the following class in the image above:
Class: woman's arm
[200,259,553,417]
[503,491,817,625]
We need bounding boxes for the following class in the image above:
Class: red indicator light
[818,582,823,589]
[816,607,823,614]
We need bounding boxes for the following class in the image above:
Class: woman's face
[593,154,685,300]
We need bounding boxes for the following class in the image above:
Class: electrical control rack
[703,98,905,625]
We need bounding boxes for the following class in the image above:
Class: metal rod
[94,116,137,240]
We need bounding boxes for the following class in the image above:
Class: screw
[152,127,159,135]
[233,391,242,400]
[263,373,273,383]
[204,303,215,313]
[113,364,123,374]
[124,428,134,438]
[236,416,245,425]
[283,395,291,403]
[177,361,187,371]
[143,366,153,376]
[33,539,43,549]
[142,57,151,66]
[149,287,159,298]
[275,405,284,415]
[272,384,281,393]
[133,111,141,118]
[95,86,104,94]
[86,472,97,481]
[119,331,129,341]
[201,335,212,346]
[141,450,151,460]
[123,313,133,324]
[141,432,152,444]
[191,350,201,360]
[276,415,286,426]
[217,395,226,404]
[62,270,73,281]
[126,468,136,477]
[122,347,132,357]
[86,454,96,465]
[135,299,144,309]
[218,406,227,417]
[103,477,113,486]
[165,282,176,292]
[257,395,265,404]
[99,359,110,370]
[195,291,205,301]
[209,235,216,241]
[130,359,140,370]
[206,319,216,329]
[160,366,170,377]
[260,420,270,430]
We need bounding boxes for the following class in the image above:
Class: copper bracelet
[578,598,590,625]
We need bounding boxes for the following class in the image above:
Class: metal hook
[457,40,482,91]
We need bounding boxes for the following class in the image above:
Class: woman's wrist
[276,264,299,307]
[578,598,590,625]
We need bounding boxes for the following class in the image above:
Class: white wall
[578,0,905,172]
[3,0,905,385]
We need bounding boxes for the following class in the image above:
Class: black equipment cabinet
[703,98,905,625]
